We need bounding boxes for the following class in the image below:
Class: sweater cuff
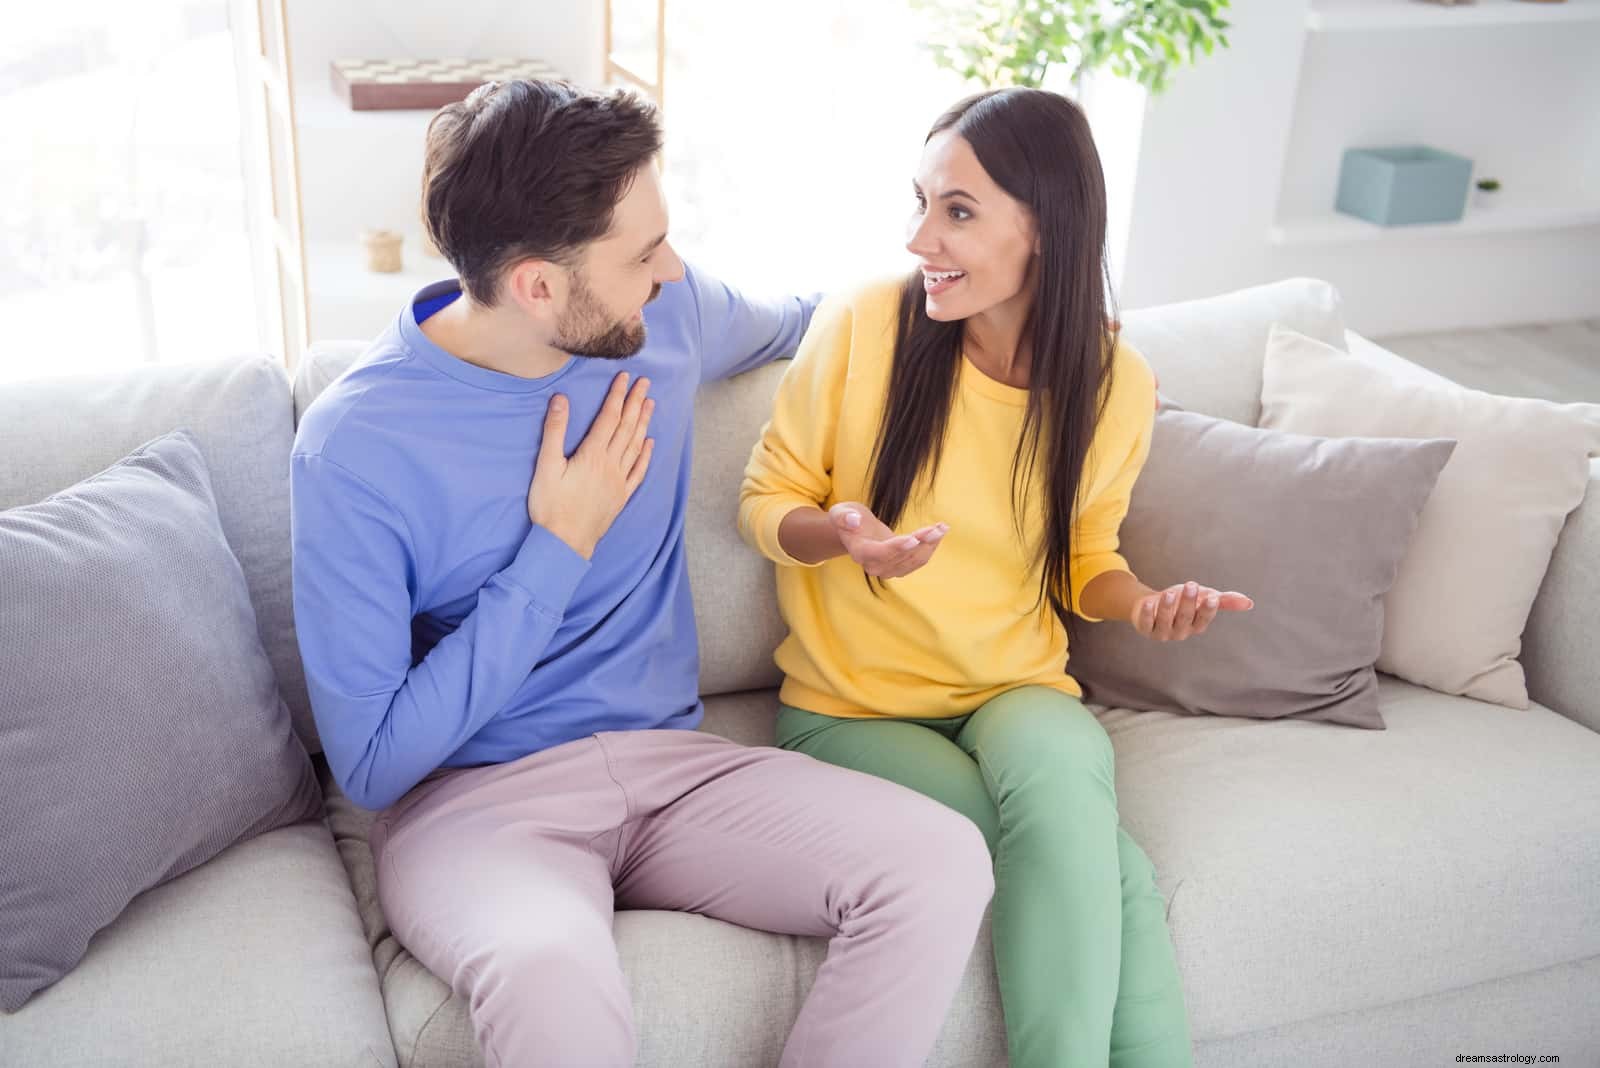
[745,498,825,569]
[497,524,593,618]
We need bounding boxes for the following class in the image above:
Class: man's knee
[471,931,638,1067]
[869,794,995,919]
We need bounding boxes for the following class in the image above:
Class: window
[0,1,265,383]
[659,0,970,296]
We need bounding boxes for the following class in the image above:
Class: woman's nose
[905,213,938,256]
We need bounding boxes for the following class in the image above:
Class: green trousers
[778,686,1193,1068]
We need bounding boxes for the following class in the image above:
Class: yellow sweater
[738,278,1156,720]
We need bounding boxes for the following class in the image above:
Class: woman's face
[906,130,1037,324]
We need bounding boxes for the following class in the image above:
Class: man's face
[554,162,685,359]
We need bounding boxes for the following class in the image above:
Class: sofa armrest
[1523,458,1600,735]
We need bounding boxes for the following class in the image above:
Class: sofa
[3,278,1596,1067]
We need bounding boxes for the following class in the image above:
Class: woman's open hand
[1131,581,1253,641]
[829,502,948,579]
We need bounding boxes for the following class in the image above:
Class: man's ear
[502,259,562,323]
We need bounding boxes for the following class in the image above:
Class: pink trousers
[371,728,995,1067]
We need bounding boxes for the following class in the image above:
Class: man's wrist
[536,518,597,561]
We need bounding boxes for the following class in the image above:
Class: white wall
[1119,0,1600,336]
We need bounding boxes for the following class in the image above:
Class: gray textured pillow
[1070,405,1455,729]
[0,430,320,1013]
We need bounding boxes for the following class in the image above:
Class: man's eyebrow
[635,233,667,259]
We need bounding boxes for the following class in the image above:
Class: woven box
[1334,145,1473,226]
[330,58,559,111]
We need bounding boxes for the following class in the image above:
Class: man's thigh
[369,736,628,983]
[601,730,985,934]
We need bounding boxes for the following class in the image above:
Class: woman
[738,88,1253,1067]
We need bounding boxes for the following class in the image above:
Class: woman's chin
[923,295,963,322]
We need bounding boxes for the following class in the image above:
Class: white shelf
[293,84,445,132]
[1269,189,1600,244]
[1307,0,1600,31]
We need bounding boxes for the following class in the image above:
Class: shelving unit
[283,1,602,342]
[1307,0,1600,32]
[1270,1,1600,251]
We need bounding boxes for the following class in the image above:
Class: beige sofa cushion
[1119,276,1348,427]
[0,821,395,1067]
[1109,675,1600,1039]
[1260,326,1600,708]
[318,696,1007,1068]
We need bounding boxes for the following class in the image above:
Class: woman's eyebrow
[912,180,979,203]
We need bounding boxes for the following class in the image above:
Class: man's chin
[569,323,647,361]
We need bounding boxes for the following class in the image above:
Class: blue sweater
[291,264,817,810]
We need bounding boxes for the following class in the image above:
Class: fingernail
[639,377,651,390]
[1186,582,1198,596]
[552,396,565,410]
[1164,591,1175,604]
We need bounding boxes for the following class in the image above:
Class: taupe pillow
[1261,325,1600,708]
[0,430,320,1013]
[1070,405,1455,728]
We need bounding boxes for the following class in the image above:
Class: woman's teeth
[924,270,965,283]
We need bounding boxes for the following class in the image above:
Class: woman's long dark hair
[866,88,1119,631]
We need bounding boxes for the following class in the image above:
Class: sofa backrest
[0,356,318,752]
[295,277,1349,699]
[1119,276,1347,424]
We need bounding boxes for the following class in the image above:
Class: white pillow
[1259,324,1600,708]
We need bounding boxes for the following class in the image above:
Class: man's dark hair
[421,80,663,304]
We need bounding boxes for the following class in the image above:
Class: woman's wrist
[1079,569,1156,625]
[777,506,848,565]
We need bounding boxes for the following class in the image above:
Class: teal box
[1335,146,1473,226]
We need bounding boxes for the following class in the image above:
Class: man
[290,79,992,1067]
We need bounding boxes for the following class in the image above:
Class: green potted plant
[913,0,1233,94]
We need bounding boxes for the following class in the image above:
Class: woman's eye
[949,206,970,221]
[913,195,927,213]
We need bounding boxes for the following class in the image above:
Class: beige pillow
[1259,325,1600,707]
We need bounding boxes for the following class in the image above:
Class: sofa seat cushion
[324,678,1600,1061]
[1107,675,1600,1040]
[0,820,396,1067]
[317,699,1006,1068]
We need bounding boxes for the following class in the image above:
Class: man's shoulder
[292,333,418,473]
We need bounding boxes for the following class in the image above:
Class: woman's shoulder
[800,275,907,369]
[815,275,906,329]
[1100,335,1158,425]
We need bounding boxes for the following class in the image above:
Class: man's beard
[553,273,661,360]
